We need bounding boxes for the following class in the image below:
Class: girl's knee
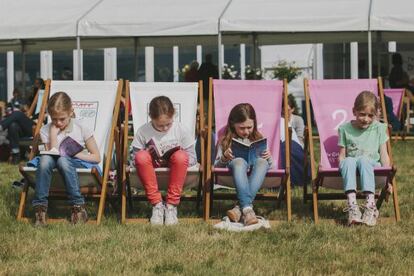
[340,157,357,169]
[169,150,189,165]
[39,155,54,169]
[255,157,268,167]
[356,156,373,167]
[56,156,73,170]
[230,158,248,168]
[134,150,152,166]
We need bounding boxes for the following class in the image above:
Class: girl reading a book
[31,92,100,227]
[215,103,273,226]
[132,96,196,225]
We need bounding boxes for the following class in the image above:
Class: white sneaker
[343,204,362,225]
[164,204,178,225]
[150,203,165,225]
[362,205,379,226]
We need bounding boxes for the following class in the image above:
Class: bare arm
[379,143,390,167]
[338,147,346,164]
[74,136,101,164]
[47,125,60,150]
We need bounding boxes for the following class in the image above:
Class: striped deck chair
[303,78,400,223]
[384,88,407,140]
[17,80,123,225]
[121,81,205,223]
[205,79,291,221]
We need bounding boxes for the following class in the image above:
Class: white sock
[154,202,163,208]
[242,206,253,214]
[347,192,357,206]
[166,203,176,209]
[366,193,375,208]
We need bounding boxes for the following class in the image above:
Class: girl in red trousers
[132,96,196,225]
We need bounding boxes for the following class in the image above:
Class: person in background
[198,53,219,110]
[185,60,199,82]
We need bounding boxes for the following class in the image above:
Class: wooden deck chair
[384,88,405,140]
[303,78,400,223]
[121,81,205,223]
[17,80,123,225]
[204,79,291,221]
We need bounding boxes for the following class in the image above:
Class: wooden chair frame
[17,79,124,225]
[120,80,206,223]
[303,77,400,224]
[204,78,292,222]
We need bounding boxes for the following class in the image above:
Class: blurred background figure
[185,60,199,82]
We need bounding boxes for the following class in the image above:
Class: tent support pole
[368,31,372,78]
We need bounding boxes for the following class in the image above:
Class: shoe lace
[343,205,360,216]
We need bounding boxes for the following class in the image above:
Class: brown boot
[34,205,47,227]
[227,205,242,222]
[242,207,259,226]
[71,205,88,225]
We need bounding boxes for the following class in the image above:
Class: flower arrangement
[245,65,263,80]
[221,64,239,80]
[271,60,301,83]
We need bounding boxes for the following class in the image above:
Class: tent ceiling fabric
[77,0,229,37]
[370,0,414,32]
[0,0,414,51]
[0,0,100,40]
[220,0,370,33]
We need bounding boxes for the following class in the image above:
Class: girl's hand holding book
[222,148,234,162]
[261,149,271,160]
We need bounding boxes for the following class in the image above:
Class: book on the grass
[39,136,84,157]
[146,137,181,161]
[231,137,267,165]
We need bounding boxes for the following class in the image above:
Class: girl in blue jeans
[31,92,101,226]
[338,91,390,226]
[215,103,272,226]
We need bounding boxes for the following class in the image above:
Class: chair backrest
[384,88,404,118]
[34,89,45,116]
[49,81,119,169]
[307,79,378,169]
[213,80,284,169]
[129,82,199,141]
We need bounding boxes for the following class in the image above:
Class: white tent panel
[0,0,100,40]
[220,0,370,33]
[370,0,414,32]
[78,0,229,37]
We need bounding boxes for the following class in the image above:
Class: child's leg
[339,157,358,203]
[56,157,85,206]
[32,155,57,207]
[228,158,250,209]
[356,157,378,207]
[166,150,189,205]
[247,157,270,206]
[135,150,161,205]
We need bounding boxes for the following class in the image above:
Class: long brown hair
[220,103,263,151]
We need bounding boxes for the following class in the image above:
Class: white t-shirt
[40,119,94,149]
[131,121,197,166]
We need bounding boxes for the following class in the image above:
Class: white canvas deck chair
[205,79,291,221]
[17,80,123,225]
[384,88,407,140]
[303,78,400,223]
[121,81,205,223]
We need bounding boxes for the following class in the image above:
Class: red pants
[134,150,189,205]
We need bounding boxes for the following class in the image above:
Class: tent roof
[0,0,100,40]
[77,0,229,37]
[220,0,371,33]
[370,0,414,32]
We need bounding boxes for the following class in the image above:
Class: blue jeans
[32,155,85,207]
[339,156,380,194]
[228,157,270,209]
[0,111,34,151]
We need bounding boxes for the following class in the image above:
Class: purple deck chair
[303,78,400,223]
[384,88,406,139]
[204,79,292,221]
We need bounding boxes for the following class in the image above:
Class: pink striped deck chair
[204,79,291,221]
[384,88,406,139]
[303,78,400,223]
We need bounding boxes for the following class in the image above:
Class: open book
[146,137,181,161]
[39,136,84,157]
[231,137,267,166]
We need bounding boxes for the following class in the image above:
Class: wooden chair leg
[202,179,211,221]
[286,178,292,222]
[312,181,319,224]
[391,179,401,222]
[17,184,29,220]
[276,184,285,209]
[121,180,127,224]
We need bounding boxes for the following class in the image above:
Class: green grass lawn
[1,141,414,274]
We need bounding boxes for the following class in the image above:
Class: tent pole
[218,32,222,79]
[368,31,372,78]
[21,40,26,96]
[134,37,138,81]
[76,36,81,80]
